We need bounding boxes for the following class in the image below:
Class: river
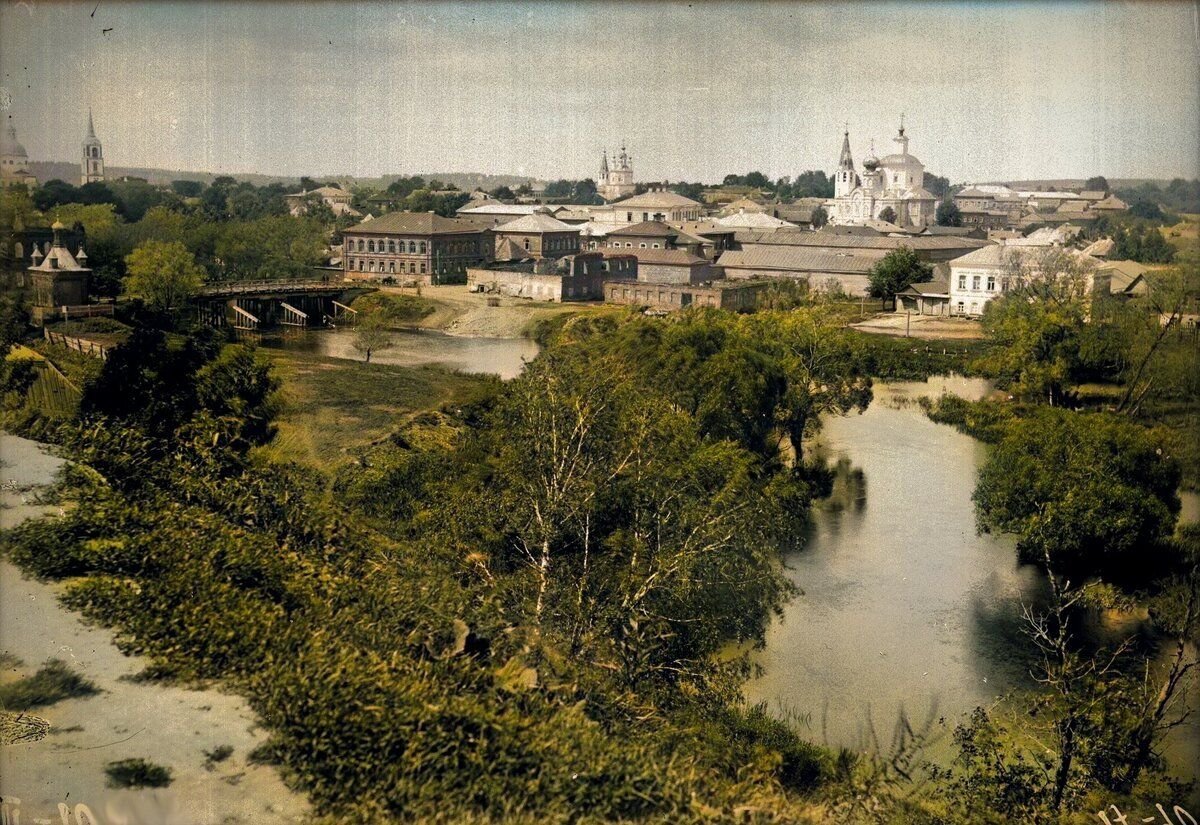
[259,327,539,380]
[745,376,1199,784]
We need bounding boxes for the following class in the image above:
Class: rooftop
[607,220,679,238]
[494,210,579,234]
[345,211,483,236]
[610,190,703,209]
[718,247,884,274]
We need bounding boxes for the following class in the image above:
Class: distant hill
[27,162,547,192]
[976,178,1183,190]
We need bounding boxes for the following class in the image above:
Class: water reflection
[748,376,1198,784]
[260,327,539,380]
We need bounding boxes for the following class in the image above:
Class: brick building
[603,279,767,312]
[343,211,491,284]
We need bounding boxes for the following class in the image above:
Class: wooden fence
[43,328,110,360]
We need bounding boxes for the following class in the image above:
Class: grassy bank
[260,347,495,469]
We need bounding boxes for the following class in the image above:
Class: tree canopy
[123,240,206,313]
[866,246,933,305]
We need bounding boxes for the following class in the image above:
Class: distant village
[0,110,1186,326]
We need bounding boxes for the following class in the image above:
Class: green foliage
[921,395,1013,443]
[973,407,1181,584]
[105,758,173,789]
[867,246,934,303]
[2,309,849,821]
[877,206,898,225]
[810,206,828,229]
[936,199,963,227]
[351,291,436,325]
[0,660,99,709]
[214,215,326,280]
[123,240,206,312]
[976,287,1087,406]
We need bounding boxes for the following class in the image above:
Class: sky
[1,0,1198,184]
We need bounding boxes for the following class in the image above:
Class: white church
[825,121,937,228]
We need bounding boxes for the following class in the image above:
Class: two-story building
[342,212,491,284]
[491,207,581,260]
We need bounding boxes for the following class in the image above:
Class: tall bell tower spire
[835,126,858,198]
[81,109,104,185]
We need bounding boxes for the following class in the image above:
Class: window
[388,240,396,253]
[523,238,530,250]
[358,260,364,271]
[956,301,964,314]
[626,212,632,222]
[357,239,365,252]
[419,242,427,254]
[420,263,426,274]
[409,262,416,274]
[652,243,660,249]
[368,240,375,252]
[626,242,633,248]
[986,275,996,291]
[639,243,647,249]
[389,262,395,273]
[409,241,417,253]
[971,276,980,290]
[1001,278,1009,292]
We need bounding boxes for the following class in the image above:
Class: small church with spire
[81,110,104,185]
[598,145,634,202]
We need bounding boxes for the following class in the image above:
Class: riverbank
[0,434,309,825]
[373,284,609,339]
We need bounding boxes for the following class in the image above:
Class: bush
[0,660,99,709]
[104,758,173,789]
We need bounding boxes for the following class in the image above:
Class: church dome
[863,153,880,172]
[2,122,28,159]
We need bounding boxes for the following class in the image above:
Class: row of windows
[518,236,576,251]
[350,238,481,255]
[607,240,663,250]
[350,258,479,275]
[955,273,1008,293]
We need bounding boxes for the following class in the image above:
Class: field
[1163,213,1200,251]
[259,347,493,469]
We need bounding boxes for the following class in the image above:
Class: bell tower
[81,110,104,185]
[834,128,858,198]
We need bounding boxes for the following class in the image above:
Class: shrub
[105,758,173,789]
[0,660,99,709]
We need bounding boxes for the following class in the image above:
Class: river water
[259,327,539,380]
[745,377,1199,784]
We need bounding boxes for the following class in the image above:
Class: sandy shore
[1,435,309,825]
[381,284,601,339]
[850,312,985,340]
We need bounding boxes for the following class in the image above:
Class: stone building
[947,244,1102,316]
[27,220,91,320]
[604,221,679,251]
[603,279,767,312]
[81,110,104,185]
[598,146,635,201]
[598,190,705,225]
[342,212,491,284]
[466,251,625,302]
[826,122,937,228]
[1,117,38,189]
[285,185,359,217]
[491,207,581,260]
[602,247,720,285]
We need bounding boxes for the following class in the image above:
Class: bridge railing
[198,278,348,297]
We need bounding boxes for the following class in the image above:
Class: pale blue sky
[2,1,1197,182]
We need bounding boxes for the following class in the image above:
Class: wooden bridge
[193,277,368,331]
